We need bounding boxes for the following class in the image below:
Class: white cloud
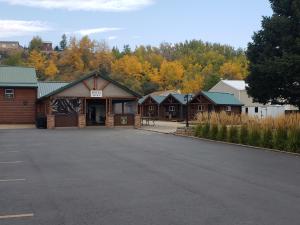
[1,0,154,11]
[76,27,122,36]
[108,36,117,40]
[0,20,50,38]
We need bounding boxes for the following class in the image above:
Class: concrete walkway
[141,121,184,133]
[0,124,36,129]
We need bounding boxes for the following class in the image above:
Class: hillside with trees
[0,35,248,95]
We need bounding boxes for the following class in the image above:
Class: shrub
[195,124,203,138]
[248,126,261,147]
[228,126,239,143]
[261,128,274,149]
[274,127,288,150]
[240,124,248,145]
[209,124,219,140]
[217,124,227,141]
[286,128,300,153]
[202,123,210,138]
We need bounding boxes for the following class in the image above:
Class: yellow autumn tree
[27,50,46,79]
[59,37,84,77]
[182,64,204,93]
[182,76,204,94]
[45,60,58,79]
[111,55,144,92]
[157,60,184,90]
[219,61,248,80]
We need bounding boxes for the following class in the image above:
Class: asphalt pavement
[0,128,299,225]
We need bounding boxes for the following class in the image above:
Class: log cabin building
[139,93,193,121]
[189,91,243,119]
[139,91,243,121]
[0,66,141,129]
[0,66,37,124]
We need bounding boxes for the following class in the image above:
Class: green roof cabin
[0,66,38,124]
[189,91,244,119]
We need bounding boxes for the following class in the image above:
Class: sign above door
[90,90,103,98]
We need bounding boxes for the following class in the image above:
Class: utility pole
[184,94,191,128]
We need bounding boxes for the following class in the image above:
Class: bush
[261,128,273,149]
[274,127,288,150]
[228,126,239,143]
[240,124,248,145]
[195,124,203,138]
[286,128,300,153]
[248,126,261,147]
[209,124,219,140]
[217,124,227,141]
[202,123,210,138]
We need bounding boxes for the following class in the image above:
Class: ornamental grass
[194,112,300,153]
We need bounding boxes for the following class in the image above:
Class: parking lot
[0,128,299,225]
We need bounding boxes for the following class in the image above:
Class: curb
[174,133,300,157]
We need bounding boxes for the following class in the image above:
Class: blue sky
[0,0,272,49]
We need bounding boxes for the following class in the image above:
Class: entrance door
[86,100,106,126]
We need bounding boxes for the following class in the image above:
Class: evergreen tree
[28,36,43,52]
[247,0,300,109]
[60,34,68,51]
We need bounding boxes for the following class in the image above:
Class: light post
[184,94,191,128]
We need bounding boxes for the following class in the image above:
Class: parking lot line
[0,213,34,219]
[0,179,26,182]
[0,151,20,154]
[0,161,23,164]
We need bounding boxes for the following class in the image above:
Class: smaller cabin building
[189,91,243,120]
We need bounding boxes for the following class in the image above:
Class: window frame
[169,106,175,112]
[149,105,154,111]
[4,88,15,99]
[197,105,204,112]
[226,106,232,112]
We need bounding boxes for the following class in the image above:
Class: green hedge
[194,124,300,153]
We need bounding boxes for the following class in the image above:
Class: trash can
[36,116,47,129]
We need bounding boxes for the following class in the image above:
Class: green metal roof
[201,91,243,106]
[139,93,193,105]
[139,95,177,105]
[0,66,38,87]
[171,94,193,105]
[38,82,69,99]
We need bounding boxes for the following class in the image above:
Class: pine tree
[247,0,300,109]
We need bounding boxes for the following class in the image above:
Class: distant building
[0,41,21,52]
[209,80,298,118]
[41,42,53,53]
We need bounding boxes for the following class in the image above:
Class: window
[197,105,204,112]
[245,107,248,114]
[255,107,259,113]
[226,106,232,112]
[169,106,175,112]
[124,102,136,114]
[149,105,154,111]
[4,89,14,98]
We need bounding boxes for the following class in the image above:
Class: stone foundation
[78,114,86,128]
[176,127,195,136]
[106,114,114,128]
[134,114,141,129]
[47,115,55,129]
